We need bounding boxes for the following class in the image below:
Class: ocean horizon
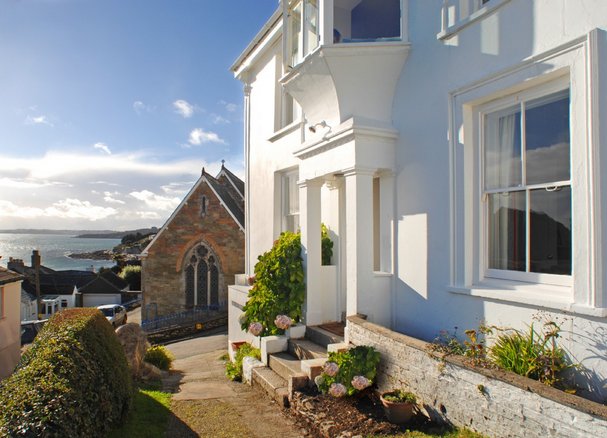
[0,233,121,272]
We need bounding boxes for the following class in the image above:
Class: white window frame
[281,168,300,233]
[479,81,572,288]
[448,32,606,315]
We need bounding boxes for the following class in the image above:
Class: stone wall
[347,316,607,438]
[142,179,244,317]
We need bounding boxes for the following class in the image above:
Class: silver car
[97,304,128,327]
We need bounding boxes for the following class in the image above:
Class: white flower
[248,322,263,336]
[238,313,247,325]
[274,314,292,330]
[329,383,347,397]
[351,375,371,391]
[314,375,325,388]
[323,361,339,377]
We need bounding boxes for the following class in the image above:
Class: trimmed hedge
[0,308,133,437]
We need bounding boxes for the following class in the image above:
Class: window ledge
[268,119,303,143]
[437,0,512,41]
[448,278,575,312]
[373,271,393,278]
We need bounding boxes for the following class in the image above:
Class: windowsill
[373,271,393,278]
[268,119,303,143]
[449,279,607,317]
[437,0,512,41]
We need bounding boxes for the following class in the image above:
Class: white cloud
[133,100,155,114]
[0,177,69,189]
[188,128,226,146]
[136,211,161,220]
[93,142,112,155]
[161,181,195,196]
[173,99,197,118]
[103,191,125,205]
[219,100,238,113]
[129,190,180,211]
[25,115,54,127]
[211,114,230,125]
[0,199,117,221]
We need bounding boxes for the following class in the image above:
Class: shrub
[144,345,175,371]
[225,344,261,382]
[0,308,132,437]
[382,389,417,404]
[120,264,142,290]
[489,322,571,387]
[321,223,334,265]
[241,231,305,336]
[316,346,381,396]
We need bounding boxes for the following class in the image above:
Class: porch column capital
[342,166,376,177]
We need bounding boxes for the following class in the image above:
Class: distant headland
[0,227,158,239]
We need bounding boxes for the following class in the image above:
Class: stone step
[251,366,289,407]
[306,325,344,348]
[289,339,328,360]
[268,352,309,392]
[301,358,327,381]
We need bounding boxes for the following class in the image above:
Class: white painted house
[230,0,607,401]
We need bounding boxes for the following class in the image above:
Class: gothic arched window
[183,243,222,309]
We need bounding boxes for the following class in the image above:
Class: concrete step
[289,339,328,360]
[301,358,327,381]
[251,366,289,407]
[306,325,344,348]
[268,352,309,392]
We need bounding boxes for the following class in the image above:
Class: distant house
[141,164,245,318]
[20,289,37,321]
[8,252,129,318]
[0,267,23,379]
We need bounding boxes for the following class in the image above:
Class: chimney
[31,250,41,269]
[32,250,42,320]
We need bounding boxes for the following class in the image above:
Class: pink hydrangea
[274,314,292,330]
[323,361,339,377]
[329,383,347,397]
[248,322,263,336]
[247,275,256,285]
[351,375,370,391]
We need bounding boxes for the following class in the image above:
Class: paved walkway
[161,331,306,438]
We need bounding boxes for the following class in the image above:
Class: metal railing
[141,302,227,334]
[440,0,489,33]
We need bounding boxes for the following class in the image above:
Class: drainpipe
[243,79,252,276]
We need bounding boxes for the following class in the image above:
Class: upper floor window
[334,0,401,43]
[288,0,319,66]
[483,89,571,281]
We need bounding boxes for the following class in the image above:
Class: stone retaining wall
[347,316,607,438]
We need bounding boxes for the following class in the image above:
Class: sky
[0,0,277,231]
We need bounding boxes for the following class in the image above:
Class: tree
[119,265,141,291]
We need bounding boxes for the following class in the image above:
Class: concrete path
[161,331,306,438]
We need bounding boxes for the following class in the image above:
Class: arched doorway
[183,243,222,309]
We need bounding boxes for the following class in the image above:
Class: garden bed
[288,387,479,438]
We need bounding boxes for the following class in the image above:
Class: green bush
[489,322,571,387]
[321,223,334,265]
[225,344,261,382]
[0,308,133,437]
[241,231,305,336]
[144,345,175,371]
[317,346,381,396]
[120,264,142,290]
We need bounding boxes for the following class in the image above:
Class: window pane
[525,91,570,185]
[290,1,302,65]
[304,0,318,54]
[488,191,526,271]
[530,187,571,275]
[485,106,522,190]
[334,0,401,43]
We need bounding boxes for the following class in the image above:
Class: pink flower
[351,375,370,391]
[248,322,263,336]
[329,383,347,397]
[323,361,339,377]
[247,275,256,285]
[274,314,292,330]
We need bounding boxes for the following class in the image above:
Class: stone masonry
[142,167,244,317]
[347,316,607,438]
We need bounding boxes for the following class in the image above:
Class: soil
[288,387,447,438]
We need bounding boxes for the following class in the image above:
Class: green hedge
[0,308,133,437]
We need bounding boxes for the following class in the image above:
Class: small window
[282,170,300,232]
[61,299,68,308]
[201,196,208,217]
[483,89,571,278]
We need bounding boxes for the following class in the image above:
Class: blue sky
[0,0,276,230]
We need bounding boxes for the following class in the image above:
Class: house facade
[0,267,23,379]
[141,165,245,318]
[231,0,607,401]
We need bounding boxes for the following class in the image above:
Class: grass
[371,428,487,438]
[167,399,254,437]
[107,382,172,438]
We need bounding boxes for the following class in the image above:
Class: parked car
[97,304,128,327]
[21,319,48,345]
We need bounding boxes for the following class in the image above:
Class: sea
[0,233,121,272]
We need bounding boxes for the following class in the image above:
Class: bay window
[334,0,401,43]
[288,0,319,66]
[483,89,571,281]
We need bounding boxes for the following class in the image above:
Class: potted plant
[380,389,417,424]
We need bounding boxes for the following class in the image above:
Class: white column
[299,178,323,325]
[344,168,375,318]
[379,171,395,273]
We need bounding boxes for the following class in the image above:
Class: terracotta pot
[380,393,415,424]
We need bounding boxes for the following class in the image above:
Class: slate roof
[205,171,245,229]
[99,270,128,290]
[218,164,245,197]
[0,267,23,285]
[79,276,124,295]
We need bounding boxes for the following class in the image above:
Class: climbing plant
[241,231,305,336]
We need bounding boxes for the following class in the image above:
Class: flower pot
[380,393,415,424]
